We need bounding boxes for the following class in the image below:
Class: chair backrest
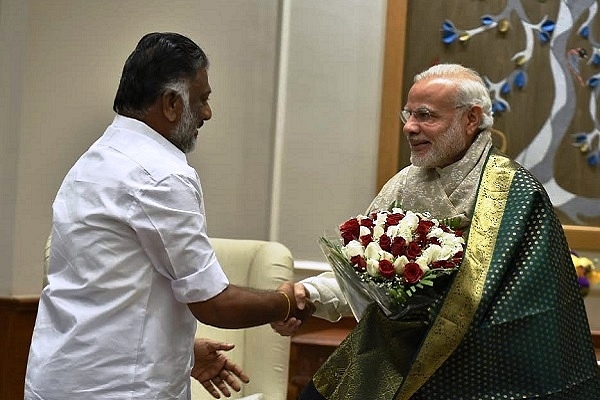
[191,238,294,400]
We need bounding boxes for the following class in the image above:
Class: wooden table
[287,317,356,400]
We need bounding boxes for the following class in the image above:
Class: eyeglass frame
[399,104,470,124]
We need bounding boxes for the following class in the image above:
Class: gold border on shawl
[395,151,518,399]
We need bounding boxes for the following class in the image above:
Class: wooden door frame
[376,0,408,191]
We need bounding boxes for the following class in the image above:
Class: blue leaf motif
[588,77,599,88]
[591,53,600,67]
[492,101,507,113]
[587,152,599,166]
[481,16,494,26]
[538,31,550,44]
[573,134,587,144]
[501,82,511,94]
[579,26,590,39]
[514,71,527,88]
[541,20,555,33]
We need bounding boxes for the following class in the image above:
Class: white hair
[414,64,494,130]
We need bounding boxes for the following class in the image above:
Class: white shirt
[25,115,229,399]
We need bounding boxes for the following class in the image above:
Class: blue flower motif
[587,152,599,166]
[513,71,527,89]
[579,26,590,39]
[500,82,511,94]
[589,76,599,88]
[591,52,600,67]
[537,19,555,44]
[442,20,458,44]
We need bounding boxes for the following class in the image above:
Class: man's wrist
[277,290,291,320]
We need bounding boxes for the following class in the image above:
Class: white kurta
[25,115,229,399]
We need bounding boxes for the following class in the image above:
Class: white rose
[372,224,385,240]
[381,251,394,262]
[393,255,409,274]
[415,257,431,272]
[401,211,419,230]
[421,244,442,262]
[364,241,382,261]
[366,258,380,277]
[387,224,400,238]
[439,231,465,247]
[427,227,445,240]
[343,240,364,258]
[437,244,456,260]
[396,224,414,242]
[374,212,388,227]
[359,225,371,237]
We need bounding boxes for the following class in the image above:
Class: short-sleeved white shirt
[25,115,229,399]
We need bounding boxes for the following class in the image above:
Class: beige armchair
[42,236,294,399]
[191,238,293,400]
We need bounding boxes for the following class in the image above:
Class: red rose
[390,236,406,257]
[378,234,392,252]
[350,255,367,271]
[379,259,395,279]
[415,219,435,236]
[360,234,373,247]
[360,218,374,229]
[428,237,441,246]
[386,213,404,227]
[431,260,454,269]
[405,241,422,259]
[403,262,424,284]
[340,218,360,245]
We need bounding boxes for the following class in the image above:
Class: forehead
[406,77,457,109]
[189,68,211,96]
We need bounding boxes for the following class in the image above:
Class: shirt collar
[111,114,188,163]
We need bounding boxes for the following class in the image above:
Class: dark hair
[113,32,209,117]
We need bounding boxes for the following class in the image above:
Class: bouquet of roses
[320,204,465,321]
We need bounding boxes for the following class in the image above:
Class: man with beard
[274,64,600,399]
[25,32,312,400]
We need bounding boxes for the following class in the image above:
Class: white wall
[0,0,386,296]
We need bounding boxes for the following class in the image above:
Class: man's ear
[465,105,483,137]
[161,90,182,123]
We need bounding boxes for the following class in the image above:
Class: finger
[294,283,307,309]
[204,339,235,352]
[221,369,242,392]
[200,380,221,399]
[271,317,302,336]
[214,374,232,398]
[225,359,250,383]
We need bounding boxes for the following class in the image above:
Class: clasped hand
[272,282,313,336]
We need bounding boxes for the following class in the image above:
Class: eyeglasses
[400,108,434,124]
[400,105,469,124]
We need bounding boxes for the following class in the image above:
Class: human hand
[271,282,314,336]
[191,338,250,398]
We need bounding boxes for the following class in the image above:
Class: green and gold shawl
[301,149,600,399]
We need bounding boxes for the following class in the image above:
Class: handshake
[273,281,314,336]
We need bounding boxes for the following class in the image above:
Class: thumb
[202,339,235,352]
[294,283,307,310]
